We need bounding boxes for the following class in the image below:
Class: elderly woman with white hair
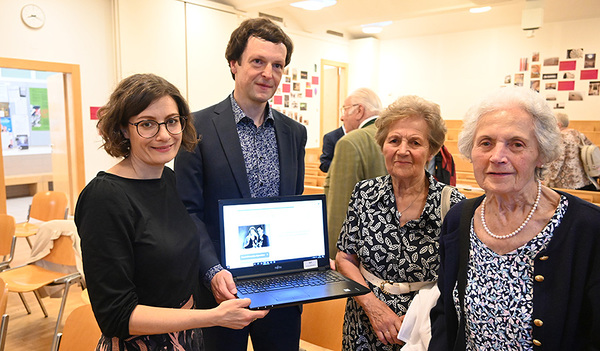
[429,87,600,351]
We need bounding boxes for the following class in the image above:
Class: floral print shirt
[454,195,567,351]
[546,129,593,189]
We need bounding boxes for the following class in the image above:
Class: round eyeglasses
[128,116,186,139]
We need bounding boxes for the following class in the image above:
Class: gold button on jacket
[535,275,544,282]
[534,319,543,327]
[533,339,542,346]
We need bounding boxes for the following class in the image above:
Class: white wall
[0,0,116,182]
[378,17,600,120]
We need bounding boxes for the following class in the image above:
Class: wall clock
[21,4,45,29]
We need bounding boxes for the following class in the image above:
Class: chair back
[57,304,101,351]
[0,278,8,316]
[29,191,69,222]
[0,215,15,258]
[44,235,77,266]
[300,298,346,351]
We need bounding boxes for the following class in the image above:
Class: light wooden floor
[4,237,87,351]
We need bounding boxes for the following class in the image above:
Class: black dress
[75,168,203,350]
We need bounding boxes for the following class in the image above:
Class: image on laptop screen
[221,195,327,275]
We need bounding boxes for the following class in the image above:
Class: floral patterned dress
[453,196,567,350]
[337,174,465,351]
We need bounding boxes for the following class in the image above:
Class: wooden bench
[5,173,53,197]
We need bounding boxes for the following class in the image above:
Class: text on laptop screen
[222,197,326,270]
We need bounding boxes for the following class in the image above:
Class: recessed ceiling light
[290,0,336,11]
[361,21,392,34]
[470,6,491,13]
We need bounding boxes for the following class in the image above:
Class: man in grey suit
[175,18,306,351]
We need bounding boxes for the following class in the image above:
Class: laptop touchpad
[273,290,310,301]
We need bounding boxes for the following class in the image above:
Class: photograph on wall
[293,82,301,91]
[532,52,539,62]
[585,53,596,68]
[558,81,575,91]
[519,58,528,71]
[553,102,565,109]
[284,94,290,108]
[568,92,583,101]
[300,102,307,111]
[545,82,557,90]
[0,116,11,132]
[589,81,600,95]
[504,75,511,84]
[543,73,558,80]
[563,72,575,79]
[514,73,524,86]
[292,68,298,80]
[300,71,308,79]
[543,57,559,66]
[546,94,557,101]
[530,80,540,92]
[285,76,291,83]
[567,48,584,59]
[0,102,9,117]
[531,64,541,78]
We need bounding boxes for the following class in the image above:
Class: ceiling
[203,0,600,40]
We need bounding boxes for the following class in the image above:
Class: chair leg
[17,293,31,315]
[25,237,33,249]
[0,314,9,351]
[32,290,49,318]
[50,277,78,351]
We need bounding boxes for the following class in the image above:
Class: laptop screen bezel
[218,194,331,278]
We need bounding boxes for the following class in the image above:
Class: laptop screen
[219,194,330,278]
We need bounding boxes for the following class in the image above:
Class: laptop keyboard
[236,270,346,294]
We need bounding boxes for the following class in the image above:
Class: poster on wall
[29,87,49,131]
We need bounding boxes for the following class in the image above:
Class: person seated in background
[546,112,598,190]
[75,74,267,350]
[430,87,600,350]
[335,95,465,350]
[324,87,387,260]
[427,144,456,186]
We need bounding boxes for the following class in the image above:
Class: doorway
[320,59,348,148]
[0,57,85,215]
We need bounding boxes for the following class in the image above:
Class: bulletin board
[502,48,599,109]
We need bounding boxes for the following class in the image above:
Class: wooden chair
[300,298,347,351]
[15,191,69,248]
[0,278,9,351]
[56,304,101,351]
[0,234,81,351]
[0,215,16,272]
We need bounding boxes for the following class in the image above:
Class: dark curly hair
[96,74,198,158]
[225,17,294,80]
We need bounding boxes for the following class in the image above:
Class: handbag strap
[440,185,453,220]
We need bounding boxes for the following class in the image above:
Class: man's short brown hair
[225,17,293,80]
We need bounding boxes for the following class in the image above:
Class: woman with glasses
[75,74,267,351]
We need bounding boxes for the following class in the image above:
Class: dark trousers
[198,286,302,351]
[202,306,302,351]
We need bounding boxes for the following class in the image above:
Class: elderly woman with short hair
[335,95,466,350]
[429,87,600,350]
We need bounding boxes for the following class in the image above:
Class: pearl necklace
[480,180,542,240]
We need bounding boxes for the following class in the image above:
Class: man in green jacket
[324,87,387,259]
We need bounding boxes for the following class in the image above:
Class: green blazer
[323,122,387,259]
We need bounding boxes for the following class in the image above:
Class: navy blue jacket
[429,191,600,351]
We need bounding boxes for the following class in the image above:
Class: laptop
[219,194,370,310]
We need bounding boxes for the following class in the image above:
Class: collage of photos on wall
[503,48,599,109]
[269,66,319,127]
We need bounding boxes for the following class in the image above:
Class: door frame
[319,59,348,148]
[0,57,85,214]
